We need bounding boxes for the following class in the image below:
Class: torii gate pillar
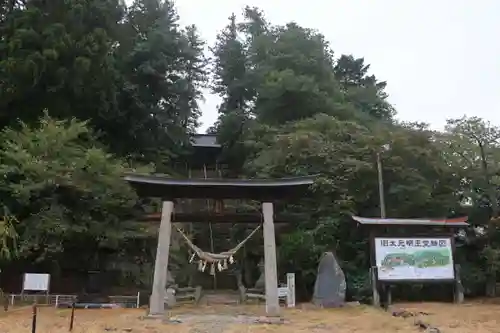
[149,200,174,316]
[262,202,280,316]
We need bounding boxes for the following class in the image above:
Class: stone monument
[312,251,346,307]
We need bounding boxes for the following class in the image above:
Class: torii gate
[125,173,315,316]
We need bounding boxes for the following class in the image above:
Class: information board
[374,238,454,281]
[23,273,50,291]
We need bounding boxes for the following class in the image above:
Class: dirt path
[180,315,243,333]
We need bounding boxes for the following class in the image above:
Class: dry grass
[0,301,499,332]
[224,305,414,333]
[397,300,500,332]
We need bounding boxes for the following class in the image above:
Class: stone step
[201,291,240,305]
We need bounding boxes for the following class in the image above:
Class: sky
[174,0,500,132]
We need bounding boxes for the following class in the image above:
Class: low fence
[6,293,141,308]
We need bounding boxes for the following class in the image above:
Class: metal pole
[376,152,386,218]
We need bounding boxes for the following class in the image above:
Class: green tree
[0,113,148,272]
[238,6,269,103]
[0,0,205,287]
[0,0,124,129]
[244,114,458,298]
[251,23,342,125]
[210,13,253,174]
[1,0,204,165]
[116,0,206,163]
[334,55,395,121]
[179,24,208,133]
[440,116,500,296]
[211,13,249,114]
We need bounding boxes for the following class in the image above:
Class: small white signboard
[278,287,288,298]
[277,273,296,308]
[23,273,50,291]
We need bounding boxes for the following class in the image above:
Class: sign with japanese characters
[374,238,454,281]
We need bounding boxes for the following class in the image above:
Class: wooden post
[370,267,380,307]
[31,304,37,333]
[369,229,381,307]
[149,201,174,316]
[454,264,464,304]
[386,285,392,308]
[262,202,280,316]
[69,302,75,331]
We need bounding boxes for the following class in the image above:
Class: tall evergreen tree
[211,13,249,114]
[179,24,208,133]
[334,54,395,121]
[238,6,269,103]
[209,13,252,174]
[0,0,125,129]
[250,22,343,125]
[116,0,206,162]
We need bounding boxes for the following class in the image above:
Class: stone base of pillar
[143,313,164,319]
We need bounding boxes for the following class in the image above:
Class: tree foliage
[438,116,500,296]
[0,212,18,262]
[0,113,150,270]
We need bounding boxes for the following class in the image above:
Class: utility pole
[377,152,386,219]
[375,144,390,308]
[376,149,387,218]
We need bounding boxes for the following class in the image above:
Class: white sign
[375,238,454,281]
[276,273,296,308]
[278,287,288,297]
[23,273,50,291]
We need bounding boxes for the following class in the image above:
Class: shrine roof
[191,134,220,148]
[352,216,468,227]
[124,173,316,200]
[186,134,221,167]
